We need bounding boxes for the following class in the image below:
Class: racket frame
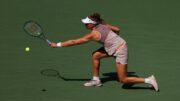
[23,20,51,44]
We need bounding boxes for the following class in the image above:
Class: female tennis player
[50,13,159,91]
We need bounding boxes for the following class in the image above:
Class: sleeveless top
[93,24,126,55]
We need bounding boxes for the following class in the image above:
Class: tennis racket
[23,20,51,45]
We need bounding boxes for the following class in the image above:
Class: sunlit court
[0,0,180,101]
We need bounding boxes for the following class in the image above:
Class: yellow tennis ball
[25,47,30,52]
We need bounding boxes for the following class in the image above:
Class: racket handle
[46,39,52,45]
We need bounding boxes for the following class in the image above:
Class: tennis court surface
[0,0,180,101]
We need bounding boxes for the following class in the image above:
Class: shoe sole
[84,83,103,87]
[151,75,159,92]
[96,83,103,87]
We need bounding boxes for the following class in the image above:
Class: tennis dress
[93,24,128,64]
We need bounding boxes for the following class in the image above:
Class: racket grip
[46,39,52,45]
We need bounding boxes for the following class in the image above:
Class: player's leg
[92,47,109,77]
[84,47,109,87]
[114,44,144,83]
[116,63,159,91]
[115,44,159,91]
[116,63,145,84]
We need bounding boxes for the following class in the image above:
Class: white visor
[81,17,97,24]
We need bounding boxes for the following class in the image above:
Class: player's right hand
[50,42,57,48]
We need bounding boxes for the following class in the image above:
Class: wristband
[57,42,62,47]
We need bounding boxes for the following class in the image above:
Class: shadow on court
[40,69,153,90]
[101,72,137,83]
[40,69,90,81]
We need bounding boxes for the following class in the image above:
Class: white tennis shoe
[149,75,159,91]
[84,80,102,87]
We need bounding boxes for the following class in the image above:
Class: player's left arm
[106,24,120,34]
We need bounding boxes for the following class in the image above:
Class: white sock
[93,76,100,81]
[145,78,151,84]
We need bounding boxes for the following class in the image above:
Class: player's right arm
[50,31,100,48]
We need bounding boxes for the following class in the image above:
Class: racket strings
[24,21,42,36]
[24,20,51,44]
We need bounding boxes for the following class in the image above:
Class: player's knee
[92,52,101,60]
[120,78,129,84]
